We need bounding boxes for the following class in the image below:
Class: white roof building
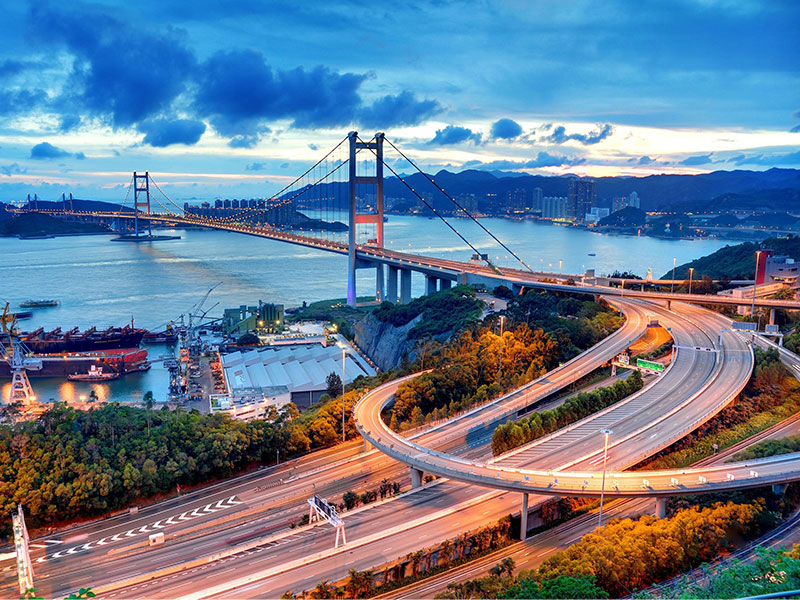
[220,342,376,408]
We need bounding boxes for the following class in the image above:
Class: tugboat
[67,365,120,382]
[19,299,59,308]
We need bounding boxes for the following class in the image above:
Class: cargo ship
[0,348,148,378]
[19,299,59,308]
[2,324,147,354]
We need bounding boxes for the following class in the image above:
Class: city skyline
[0,0,798,200]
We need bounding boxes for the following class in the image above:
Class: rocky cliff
[353,312,424,371]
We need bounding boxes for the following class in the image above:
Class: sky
[0,0,798,201]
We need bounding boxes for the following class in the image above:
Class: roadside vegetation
[732,434,800,461]
[491,371,644,455]
[437,501,773,599]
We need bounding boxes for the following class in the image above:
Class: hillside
[0,211,111,237]
[664,236,800,280]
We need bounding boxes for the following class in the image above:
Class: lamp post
[598,428,613,527]
[341,347,346,443]
[752,250,762,318]
[621,279,625,297]
[559,259,562,275]
[498,315,505,384]
[671,257,676,293]
[688,268,694,295]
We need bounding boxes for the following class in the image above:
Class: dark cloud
[679,153,714,166]
[429,125,481,145]
[137,118,206,147]
[732,151,800,166]
[791,124,800,133]
[0,162,25,176]
[59,115,81,131]
[0,89,47,116]
[280,162,289,168]
[29,3,196,128]
[490,118,523,139]
[30,141,71,160]
[308,144,319,151]
[74,152,86,160]
[194,49,365,134]
[245,162,266,171]
[357,91,442,129]
[638,156,654,165]
[545,123,614,145]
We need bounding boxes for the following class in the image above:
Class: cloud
[29,3,196,128]
[490,118,523,139]
[358,91,442,129]
[637,155,654,165]
[74,152,86,160]
[544,123,614,145]
[731,151,800,166]
[428,125,482,145]
[30,141,71,160]
[462,151,585,171]
[280,162,289,168]
[245,162,266,171]
[679,153,714,166]
[228,135,261,148]
[0,163,25,176]
[137,118,206,147]
[0,89,47,116]
[0,59,41,78]
[308,143,319,151]
[194,49,365,134]
[791,124,800,133]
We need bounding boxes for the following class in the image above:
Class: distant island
[0,206,112,237]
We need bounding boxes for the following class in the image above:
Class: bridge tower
[133,171,152,237]
[347,132,385,307]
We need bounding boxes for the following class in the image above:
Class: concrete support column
[376,263,385,302]
[770,308,776,325]
[772,483,788,496]
[439,278,452,290]
[520,493,529,540]
[665,300,671,310]
[655,497,667,519]
[425,274,438,295]
[364,439,373,452]
[400,269,412,304]
[387,266,399,303]
[410,467,423,489]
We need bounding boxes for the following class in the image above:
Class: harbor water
[0,216,731,402]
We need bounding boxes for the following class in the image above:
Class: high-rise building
[533,187,543,212]
[542,196,568,219]
[568,178,596,222]
[506,188,527,213]
[629,191,640,208]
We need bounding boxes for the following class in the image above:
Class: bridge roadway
[54,301,756,599]
[25,209,800,310]
[0,298,651,597]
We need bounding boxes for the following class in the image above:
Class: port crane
[1,303,42,405]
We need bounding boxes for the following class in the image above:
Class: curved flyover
[352,301,786,499]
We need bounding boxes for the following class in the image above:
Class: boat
[19,299,59,308]
[0,348,148,378]
[67,365,120,382]
[143,324,178,343]
[2,324,147,354]
[13,311,33,320]
[588,253,596,256]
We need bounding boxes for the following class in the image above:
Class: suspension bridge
[13,132,800,312]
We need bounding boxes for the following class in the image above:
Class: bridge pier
[769,308,776,325]
[387,266,399,303]
[425,274,438,295]
[665,300,671,310]
[376,263,385,302]
[400,269,412,304]
[439,278,452,290]
[772,483,788,497]
[520,493,529,540]
[655,497,667,519]
[410,467,424,489]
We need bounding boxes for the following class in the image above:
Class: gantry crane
[1,303,42,405]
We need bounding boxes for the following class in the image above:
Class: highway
[0,298,652,598]
[92,300,753,599]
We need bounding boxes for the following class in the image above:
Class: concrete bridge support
[376,263,385,302]
[410,467,424,489]
[387,266,399,303]
[665,300,671,310]
[400,269,412,304]
[772,483,788,497]
[426,274,438,295]
[770,308,776,325]
[520,493,529,540]
[439,278,452,290]
[655,497,667,519]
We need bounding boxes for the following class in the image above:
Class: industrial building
[219,341,376,409]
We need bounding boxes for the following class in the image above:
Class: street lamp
[498,315,505,384]
[688,268,695,295]
[671,257,676,293]
[341,347,346,442]
[621,279,625,297]
[598,428,614,527]
[559,259,562,275]
[752,250,762,318]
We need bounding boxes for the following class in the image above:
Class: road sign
[618,353,630,365]
[765,324,780,334]
[732,321,757,331]
[636,358,664,372]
